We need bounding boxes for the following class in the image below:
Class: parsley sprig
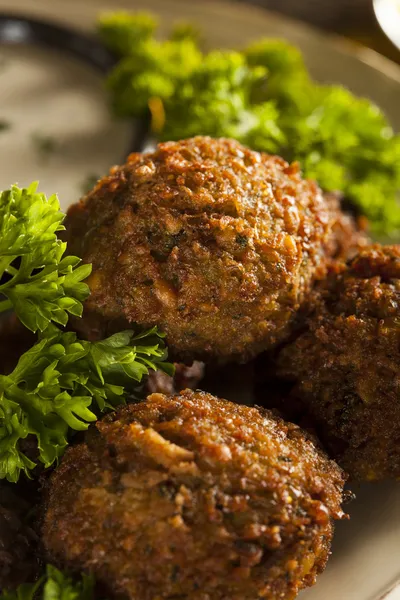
[0,325,172,483]
[0,182,173,483]
[0,183,91,332]
[0,565,97,600]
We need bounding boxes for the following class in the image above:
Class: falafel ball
[275,245,400,481]
[65,136,350,363]
[42,390,346,600]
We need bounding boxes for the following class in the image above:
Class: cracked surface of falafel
[65,137,347,363]
[42,389,346,600]
[276,245,400,481]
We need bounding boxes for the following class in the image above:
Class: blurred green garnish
[0,565,97,600]
[98,12,400,237]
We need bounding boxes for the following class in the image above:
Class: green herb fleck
[236,234,248,248]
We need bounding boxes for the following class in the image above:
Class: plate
[0,1,399,599]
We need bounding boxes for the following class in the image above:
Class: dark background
[240,0,400,62]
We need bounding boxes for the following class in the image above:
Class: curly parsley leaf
[0,183,91,332]
[97,10,158,57]
[0,565,97,600]
[0,325,173,483]
[162,51,284,152]
[99,12,202,118]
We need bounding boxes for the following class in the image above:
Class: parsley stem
[0,298,12,313]
[5,265,18,276]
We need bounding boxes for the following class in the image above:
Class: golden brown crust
[275,244,400,481]
[65,137,345,363]
[42,390,346,600]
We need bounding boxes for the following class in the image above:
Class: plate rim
[2,0,400,85]
[207,0,400,84]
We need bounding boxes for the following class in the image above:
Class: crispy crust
[42,390,346,600]
[65,137,345,363]
[276,244,400,481]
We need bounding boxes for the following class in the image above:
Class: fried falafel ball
[42,390,346,600]
[275,245,400,481]
[65,136,352,363]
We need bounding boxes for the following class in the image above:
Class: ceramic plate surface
[0,1,399,598]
